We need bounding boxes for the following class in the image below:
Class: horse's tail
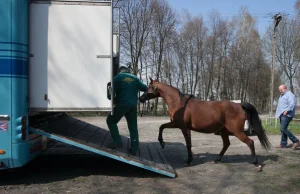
[241,102,271,150]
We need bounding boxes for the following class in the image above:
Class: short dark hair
[118,66,130,73]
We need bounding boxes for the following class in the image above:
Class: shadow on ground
[0,141,280,185]
[0,152,164,186]
[149,142,280,169]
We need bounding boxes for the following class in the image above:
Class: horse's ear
[149,77,153,83]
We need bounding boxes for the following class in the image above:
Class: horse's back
[187,99,241,113]
[185,99,226,131]
[185,99,245,132]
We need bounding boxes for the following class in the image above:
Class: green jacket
[110,73,147,105]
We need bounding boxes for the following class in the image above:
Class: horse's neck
[158,83,181,109]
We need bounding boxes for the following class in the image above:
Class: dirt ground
[1,116,300,194]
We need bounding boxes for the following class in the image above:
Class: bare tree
[264,16,300,93]
[149,0,176,115]
[173,33,188,93]
[203,10,222,100]
[113,0,123,8]
[229,7,260,101]
[295,0,300,14]
[214,19,233,100]
[117,1,300,114]
[179,13,207,95]
[120,0,152,75]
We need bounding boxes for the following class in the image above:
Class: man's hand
[283,111,288,116]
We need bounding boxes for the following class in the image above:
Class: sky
[168,0,297,35]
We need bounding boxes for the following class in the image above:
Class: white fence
[261,116,300,127]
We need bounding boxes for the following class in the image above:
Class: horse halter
[139,82,159,104]
[148,82,159,96]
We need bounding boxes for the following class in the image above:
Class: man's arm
[137,78,148,92]
[283,92,296,115]
[286,92,296,112]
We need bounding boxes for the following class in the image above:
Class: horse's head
[139,77,160,103]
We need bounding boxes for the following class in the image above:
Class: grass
[262,118,300,135]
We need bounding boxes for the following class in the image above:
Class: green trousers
[106,104,139,154]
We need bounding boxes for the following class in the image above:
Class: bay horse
[140,78,271,169]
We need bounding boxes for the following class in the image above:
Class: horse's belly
[193,128,218,133]
[192,123,223,134]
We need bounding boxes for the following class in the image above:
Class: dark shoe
[292,142,299,150]
[276,145,287,148]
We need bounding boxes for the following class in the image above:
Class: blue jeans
[279,115,299,147]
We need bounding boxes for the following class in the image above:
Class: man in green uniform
[106,65,148,155]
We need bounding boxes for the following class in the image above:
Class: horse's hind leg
[181,128,193,166]
[234,131,258,166]
[158,122,176,148]
[215,128,230,163]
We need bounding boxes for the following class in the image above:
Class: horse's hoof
[184,158,192,166]
[214,157,222,164]
[255,164,265,172]
[256,165,262,172]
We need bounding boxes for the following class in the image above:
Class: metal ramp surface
[29,113,176,178]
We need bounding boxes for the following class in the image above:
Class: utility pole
[269,13,282,122]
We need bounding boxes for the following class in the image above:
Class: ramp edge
[29,127,176,178]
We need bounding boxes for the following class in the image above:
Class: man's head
[279,84,287,95]
[118,65,130,73]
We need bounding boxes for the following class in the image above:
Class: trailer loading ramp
[29,113,176,178]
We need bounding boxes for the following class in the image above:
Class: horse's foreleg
[158,122,176,149]
[182,128,193,166]
[215,129,230,163]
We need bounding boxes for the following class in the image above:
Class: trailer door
[29,0,113,112]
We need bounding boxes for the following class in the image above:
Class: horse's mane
[159,82,195,107]
[178,90,195,99]
[159,82,195,99]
